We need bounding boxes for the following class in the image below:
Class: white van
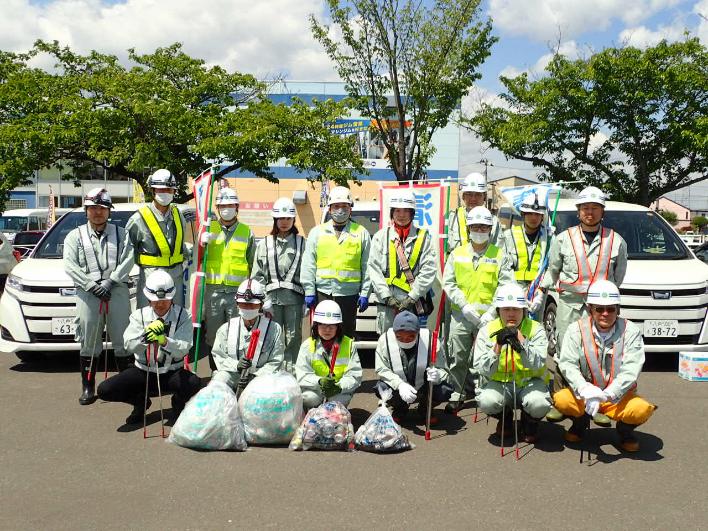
[0,208,72,241]
[0,203,196,362]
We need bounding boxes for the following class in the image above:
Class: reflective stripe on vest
[137,205,184,267]
[450,244,502,311]
[386,227,427,292]
[558,226,615,294]
[512,225,542,282]
[315,222,364,283]
[79,223,118,282]
[456,207,468,245]
[578,316,629,390]
[205,221,251,286]
[134,307,182,374]
[488,317,548,384]
[265,234,305,294]
[227,316,272,370]
[309,336,352,381]
[385,328,429,390]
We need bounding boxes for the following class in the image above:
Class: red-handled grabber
[236,328,260,399]
[425,330,439,441]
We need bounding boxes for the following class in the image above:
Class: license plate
[51,317,76,336]
[643,319,679,338]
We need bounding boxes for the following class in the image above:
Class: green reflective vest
[309,336,352,382]
[512,225,542,282]
[315,222,365,283]
[205,221,251,286]
[450,243,501,311]
[489,317,548,384]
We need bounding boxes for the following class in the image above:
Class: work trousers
[203,284,239,346]
[75,285,131,358]
[553,388,656,426]
[478,378,552,419]
[374,380,453,415]
[270,302,304,375]
[316,292,358,339]
[447,313,481,402]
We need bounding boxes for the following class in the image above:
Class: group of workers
[63,168,656,453]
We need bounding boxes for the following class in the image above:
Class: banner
[47,185,56,229]
[191,167,214,229]
[499,183,562,216]
[132,179,145,203]
[328,118,371,135]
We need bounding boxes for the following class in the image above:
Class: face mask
[240,308,260,321]
[219,207,237,221]
[330,208,350,224]
[470,231,490,244]
[154,192,174,206]
[397,339,417,349]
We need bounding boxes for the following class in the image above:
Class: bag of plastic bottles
[239,371,303,445]
[355,404,414,453]
[289,401,355,451]
[168,381,247,451]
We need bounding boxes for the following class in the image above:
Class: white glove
[462,304,481,327]
[426,367,442,384]
[579,382,607,401]
[528,291,544,314]
[585,397,601,417]
[398,382,418,404]
[199,231,215,247]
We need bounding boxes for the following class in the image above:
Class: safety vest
[226,316,272,371]
[386,227,428,293]
[137,205,184,267]
[315,222,365,283]
[78,223,118,282]
[558,226,615,295]
[456,206,469,245]
[578,316,633,391]
[309,335,352,382]
[205,221,251,286]
[512,225,543,282]
[385,328,429,390]
[489,317,548,384]
[264,234,305,294]
[450,244,502,312]
[134,306,184,374]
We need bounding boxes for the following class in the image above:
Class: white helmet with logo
[215,188,239,206]
[575,186,606,207]
[271,197,296,218]
[83,187,113,209]
[143,270,176,301]
[235,279,265,304]
[460,172,487,194]
[389,189,416,210]
[519,193,547,214]
[586,280,621,306]
[466,206,493,226]
[327,186,353,206]
[313,300,343,324]
[493,283,528,309]
[148,169,177,189]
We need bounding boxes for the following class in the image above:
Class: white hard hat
[143,270,175,301]
[575,186,606,207]
[389,189,416,210]
[327,186,353,206]
[466,206,493,226]
[313,300,343,324]
[235,279,265,304]
[519,193,546,214]
[586,280,621,306]
[271,197,296,218]
[460,172,487,194]
[148,169,177,189]
[83,187,113,209]
[215,188,239,206]
[493,283,528,310]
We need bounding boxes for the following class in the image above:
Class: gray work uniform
[125,203,189,307]
[368,225,438,334]
[251,232,305,374]
[63,222,134,359]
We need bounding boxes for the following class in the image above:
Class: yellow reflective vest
[489,317,548,384]
[386,228,427,293]
[315,223,365,283]
[205,221,251,286]
[512,225,542,282]
[137,205,184,267]
[309,336,352,381]
[450,243,502,311]
[456,206,468,246]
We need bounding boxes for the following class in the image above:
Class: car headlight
[6,274,24,291]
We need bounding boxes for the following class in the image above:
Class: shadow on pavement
[644,352,678,372]
[9,352,79,374]
[563,427,664,463]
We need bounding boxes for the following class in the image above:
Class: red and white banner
[47,185,56,229]
[192,167,214,230]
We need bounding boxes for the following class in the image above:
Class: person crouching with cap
[295,300,362,409]
[210,279,284,393]
[374,311,452,424]
[97,270,201,425]
[473,283,551,443]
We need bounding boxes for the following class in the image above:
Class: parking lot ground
[1,351,706,530]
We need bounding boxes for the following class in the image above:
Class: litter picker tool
[87,299,108,383]
[425,329,439,441]
[143,343,151,439]
[154,343,166,438]
[511,345,520,460]
[236,328,261,400]
[321,343,340,405]
[101,300,109,380]
[500,345,508,457]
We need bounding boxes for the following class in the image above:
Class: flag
[47,185,56,229]
[192,167,214,229]
[132,179,145,203]
[320,180,329,208]
[499,183,562,216]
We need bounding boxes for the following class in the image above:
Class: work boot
[125,398,151,425]
[545,406,564,423]
[415,401,438,426]
[391,406,408,424]
[521,411,540,444]
[592,412,612,427]
[79,357,97,405]
[563,415,590,443]
[115,356,134,373]
[444,400,464,415]
[616,421,640,452]
[492,413,514,439]
[170,395,185,424]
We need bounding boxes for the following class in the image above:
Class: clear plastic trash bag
[239,371,303,445]
[167,381,247,451]
[289,401,355,451]
[355,404,414,453]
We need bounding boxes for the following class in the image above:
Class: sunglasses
[591,305,617,315]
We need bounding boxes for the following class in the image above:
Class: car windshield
[0,216,27,233]
[553,210,690,260]
[13,232,44,246]
[33,211,135,259]
[324,210,381,237]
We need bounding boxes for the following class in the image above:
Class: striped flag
[192,167,214,229]
[47,185,56,229]
[499,183,562,215]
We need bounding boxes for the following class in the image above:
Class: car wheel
[544,300,558,357]
[15,351,44,363]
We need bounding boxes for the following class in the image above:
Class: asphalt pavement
[1,350,706,530]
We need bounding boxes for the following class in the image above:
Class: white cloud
[489,0,684,42]
[0,0,338,80]
[694,0,708,43]
[618,23,690,47]
[499,40,582,79]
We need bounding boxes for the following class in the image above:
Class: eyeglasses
[591,306,617,315]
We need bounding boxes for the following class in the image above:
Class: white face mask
[397,339,417,349]
[240,308,260,321]
[469,231,490,244]
[154,192,174,206]
[330,208,350,224]
[219,207,237,221]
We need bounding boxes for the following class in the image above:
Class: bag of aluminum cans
[354,404,413,453]
[289,401,355,451]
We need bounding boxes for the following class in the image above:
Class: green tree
[659,209,678,226]
[312,0,496,182]
[0,41,364,210]
[464,37,708,206]
[692,215,708,231]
